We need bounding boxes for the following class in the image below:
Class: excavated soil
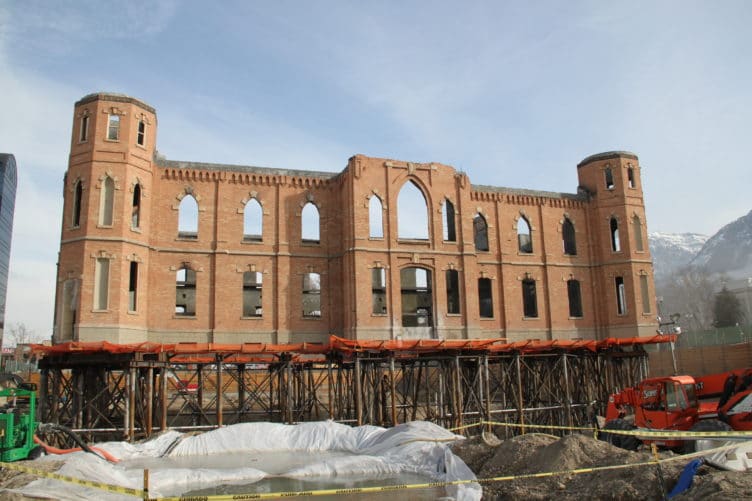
[452,433,752,500]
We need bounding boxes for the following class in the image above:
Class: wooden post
[160,366,168,432]
[561,353,573,431]
[515,354,525,434]
[355,357,363,426]
[483,355,492,433]
[389,357,397,426]
[146,367,154,436]
[129,366,137,441]
[216,356,223,427]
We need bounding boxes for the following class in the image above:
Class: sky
[0,1,750,341]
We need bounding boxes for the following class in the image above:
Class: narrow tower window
[397,181,429,239]
[72,180,83,227]
[243,271,263,317]
[632,215,644,252]
[128,261,138,312]
[474,214,489,251]
[301,202,320,243]
[371,268,387,314]
[99,176,114,226]
[522,278,538,318]
[446,270,460,314]
[178,195,199,239]
[369,196,384,238]
[562,218,577,255]
[107,114,120,141]
[243,199,263,241]
[615,276,626,315]
[478,278,493,318]
[132,184,141,229]
[604,167,614,189]
[610,217,621,252]
[640,275,651,314]
[517,217,533,253]
[627,167,635,188]
[302,273,321,317]
[94,257,110,310]
[137,120,146,146]
[175,267,196,316]
[442,199,456,242]
[567,279,583,318]
[80,115,89,142]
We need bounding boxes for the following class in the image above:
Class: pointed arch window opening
[446,269,460,315]
[562,218,577,255]
[243,199,263,242]
[302,202,320,243]
[178,195,199,239]
[605,167,614,190]
[517,217,533,253]
[369,196,384,239]
[72,180,83,227]
[175,267,196,316]
[627,167,636,188]
[474,214,489,251]
[442,199,456,242]
[397,181,429,240]
[99,176,114,226]
[137,120,146,146]
[132,184,141,229]
[632,215,644,252]
[610,217,621,252]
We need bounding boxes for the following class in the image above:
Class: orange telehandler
[601,367,752,452]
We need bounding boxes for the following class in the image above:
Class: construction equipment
[0,376,41,461]
[601,368,752,452]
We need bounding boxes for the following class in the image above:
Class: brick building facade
[54,93,657,344]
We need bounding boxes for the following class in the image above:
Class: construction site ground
[1,433,751,499]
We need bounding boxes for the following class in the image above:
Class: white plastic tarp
[16,420,482,500]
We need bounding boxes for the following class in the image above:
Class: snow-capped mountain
[690,209,752,278]
[649,232,708,281]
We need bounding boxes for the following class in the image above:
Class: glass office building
[0,154,17,348]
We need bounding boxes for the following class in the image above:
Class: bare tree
[4,323,44,347]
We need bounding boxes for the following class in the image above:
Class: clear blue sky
[1,1,750,339]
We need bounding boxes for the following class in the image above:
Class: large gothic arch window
[178,195,199,239]
[400,267,432,328]
[562,217,577,255]
[397,181,429,240]
[517,217,532,253]
[369,196,384,238]
[99,176,114,226]
[244,199,263,241]
[302,202,320,243]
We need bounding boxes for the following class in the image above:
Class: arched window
[178,195,199,239]
[175,267,196,316]
[567,279,583,317]
[243,271,263,317]
[517,217,532,253]
[522,278,538,318]
[72,180,83,227]
[400,267,432,328]
[474,214,489,251]
[627,167,636,188]
[615,276,626,315]
[610,217,621,252]
[397,181,428,239]
[446,269,460,314]
[99,176,114,226]
[301,202,320,243]
[302,272,321,317]
[369,196,383,238]
[442,199,456,242]
[562,218,577,255]
[632,215,644,252]
[244,199,263,241]
[132,183,141,229]
[604,167,614,190]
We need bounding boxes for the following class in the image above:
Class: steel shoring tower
[33,335,663,447]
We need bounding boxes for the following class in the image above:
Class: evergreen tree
[713,286,744,327]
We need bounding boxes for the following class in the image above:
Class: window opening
[442,199,456,242]
[633,215,644,252]
[640,275,651,314]
[369,196,384,238]
[243,199,263,241]
[562,218,577,255]
[605,167,614,189]
[522,278,538,318]
[397,181,429,239]
[132,184,141,229]
[610,217,621,252]
[72,180,83,227]
[301,202,320,243]
[243,271,263,317]
[474,214,489,251]
[400,267,432,327]
[128,261,138,312]
[107,114,120,141]
[80,115,89,142]
[302,272,321,317]
[137,120,146,146]
[446,270,460,314]
[567,279,583,317]
[99,176,114,226]
[517,217,533,253]
[175,268,196,316]
[627,167,635,188]
[478,278,493,318]
[94,258,109,310]
[615,276,626,315]
[178,195,199,239]
[371,268,387,314]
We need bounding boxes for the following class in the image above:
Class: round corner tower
[577,151,657,338]
[55,93,157,343]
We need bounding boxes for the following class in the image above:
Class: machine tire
[26,446,44,460]
[684,419,732,454]
[600,418,641,451]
